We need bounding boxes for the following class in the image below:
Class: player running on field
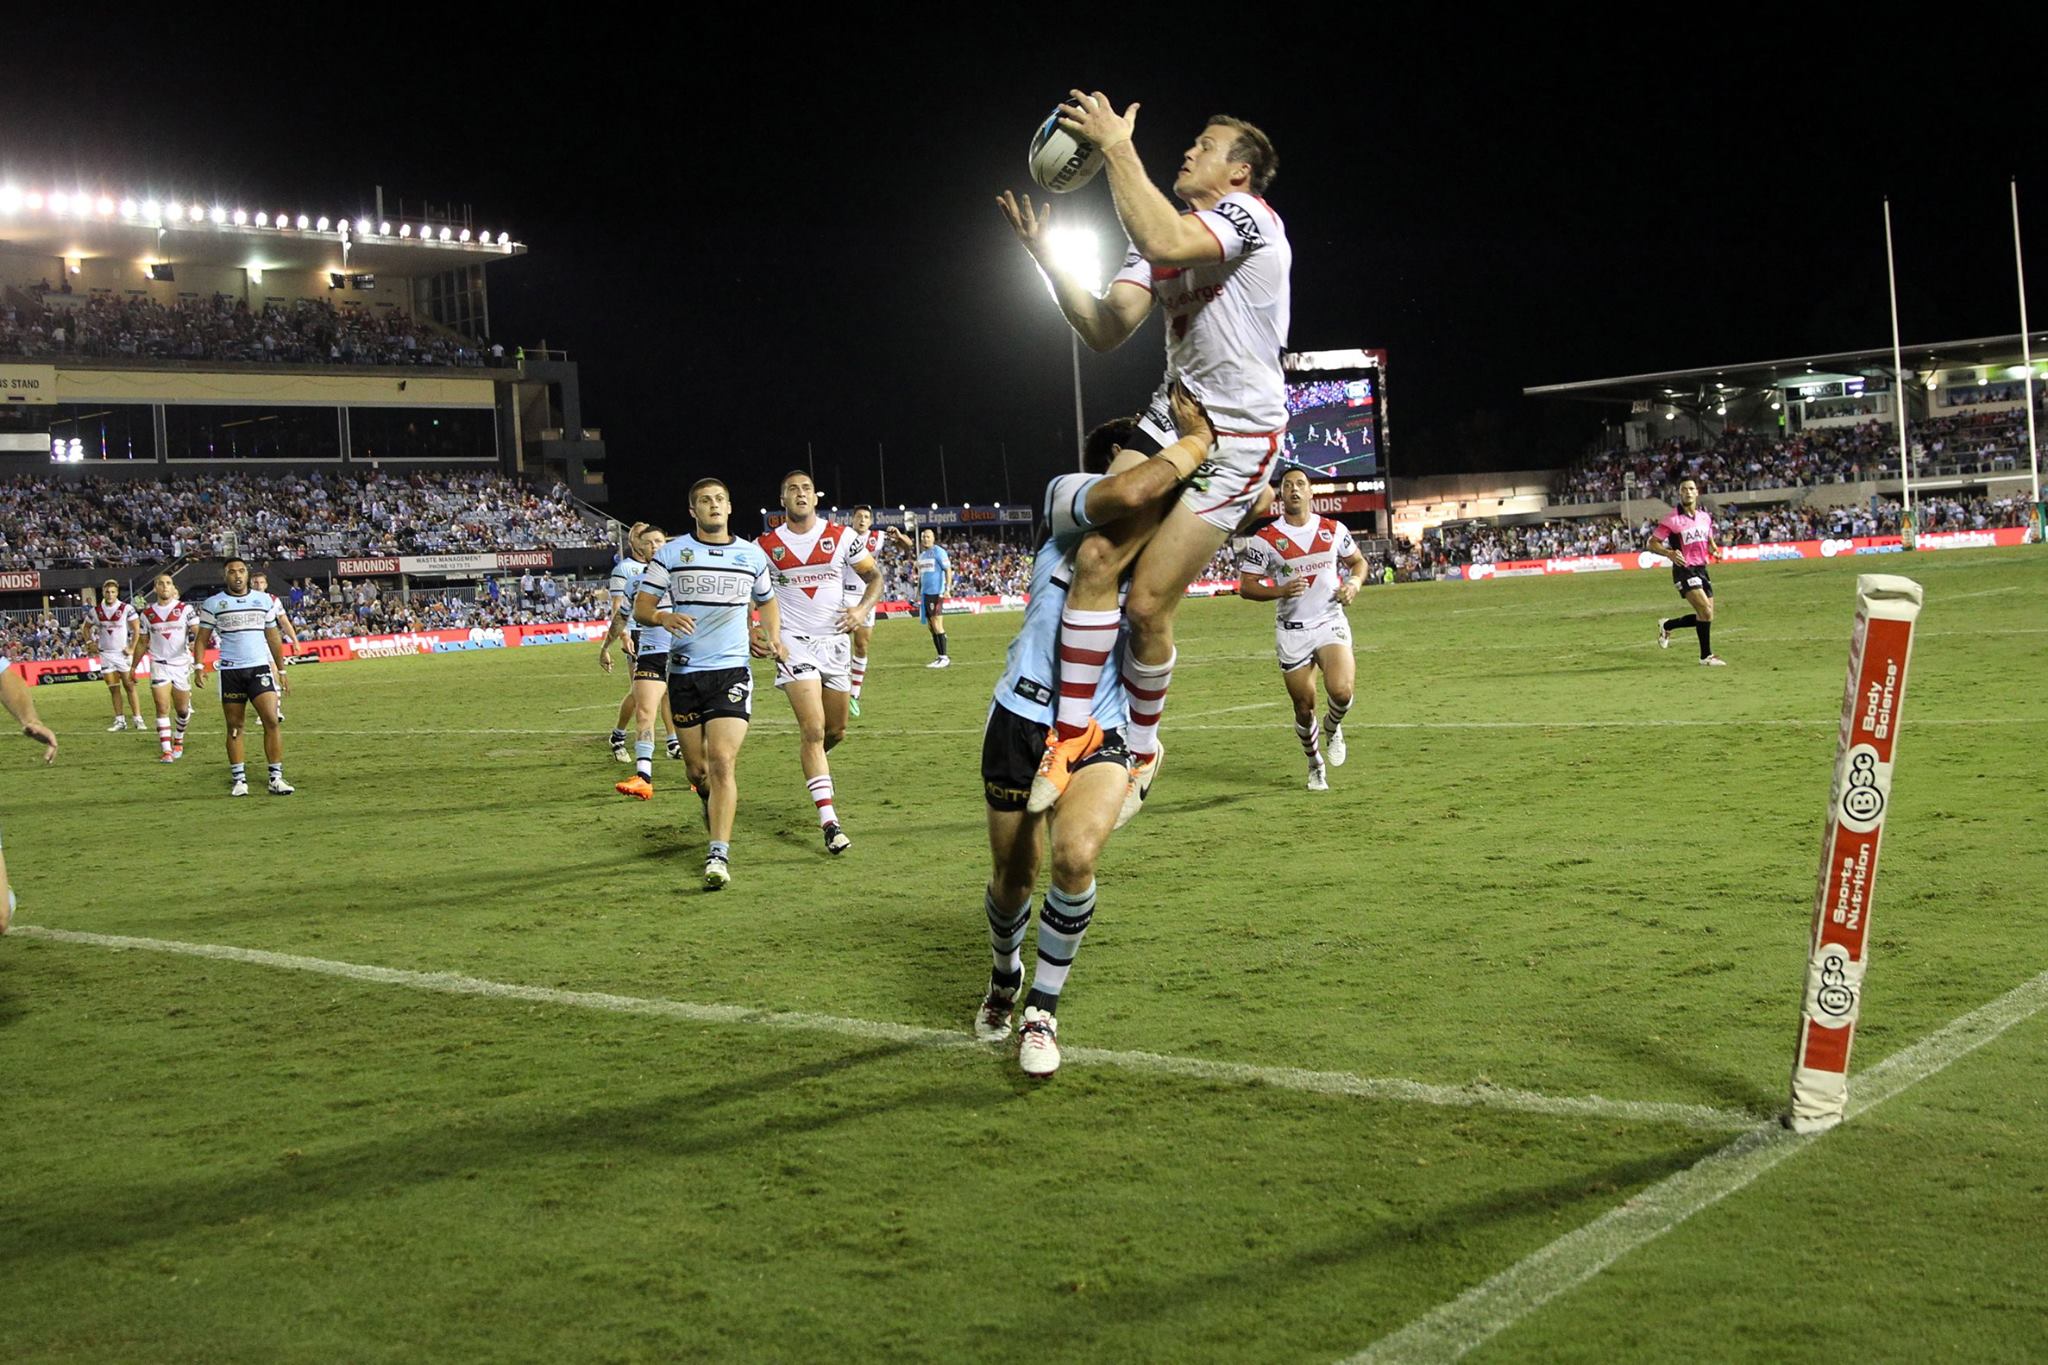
[612,525,691,800]
[636,478,784,891]
[83,580,145,733]
[1000,95,1290,805]
[758,471,883,855]
[0,650,61,935]
[193,558,293,796]
[1648,478,1729,666]
[914,528,953,668]
[1234,468,1368,791]
[843,505,908,714]
[603,523,682,764]
[979,397,1213,1077]
[131,573,198,763]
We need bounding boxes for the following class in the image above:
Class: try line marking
[1346,964,2048,1363]
[8,925,1755,1133]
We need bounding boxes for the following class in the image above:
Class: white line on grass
[1346,965,2048,1364]
[8,925,1757,1132]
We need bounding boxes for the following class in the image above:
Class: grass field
[3,547,2045,1362]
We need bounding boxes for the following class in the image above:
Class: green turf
[2,546,2044,1361]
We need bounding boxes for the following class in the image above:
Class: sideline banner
[1451,527,2033,580]
[18,620,613,683]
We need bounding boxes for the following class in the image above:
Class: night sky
[6,17,2044,527]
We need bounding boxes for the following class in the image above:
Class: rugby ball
[1028,108,1103,194]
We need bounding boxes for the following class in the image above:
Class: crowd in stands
[1396,494,2033,577]
[0,470,607,569]
[1552,403,2043,503]
[0,291,493,367]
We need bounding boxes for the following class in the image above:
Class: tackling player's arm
[0,667,58,764]
[1057,91,1227,269]
[1077,380,1214,524]
[996,190,1154,352]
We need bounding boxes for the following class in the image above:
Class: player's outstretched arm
[1058,90,1223,269]
[0,668,57,765]
[996,191,1152,352]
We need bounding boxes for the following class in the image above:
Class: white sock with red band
[1121,648,1176,761]
[850,655,867,698]
[807,774,838,828]
[1055,607,1121,742]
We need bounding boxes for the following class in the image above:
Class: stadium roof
[1523,332,2048,403]
[0,187,523,273]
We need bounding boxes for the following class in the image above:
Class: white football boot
[1018,1006,1061,1077]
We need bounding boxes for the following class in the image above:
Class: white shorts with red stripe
[149,659,193,692]
[775,632,853,693]
[1181,432,1282,531]
[1277,617,1352,672]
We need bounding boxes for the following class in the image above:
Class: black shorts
[669,666,754,730]
[921,593,943,622]
[632,650,670,683]
[981,704,1129,812]
[1672,564,1714,600]
[219,664,279,703]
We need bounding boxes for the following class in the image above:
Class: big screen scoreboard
[1281,348,1389,531]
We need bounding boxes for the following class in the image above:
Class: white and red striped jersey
[143,599,197,665]
[1234,514,1357,628]
[91,601,138,657]
[1112,191,1292,434]
[759,519,866,635]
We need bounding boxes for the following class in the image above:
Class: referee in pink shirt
[1648,478,1728,666]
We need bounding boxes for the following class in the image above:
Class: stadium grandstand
[1373,334,2045,579]
[0,176,627,622]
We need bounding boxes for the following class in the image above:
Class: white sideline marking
[8,926,1756,1132]
[1347,965,2048,1364]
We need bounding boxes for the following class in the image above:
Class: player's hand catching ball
[1057,90,1138,153]
[996,191,1056,264]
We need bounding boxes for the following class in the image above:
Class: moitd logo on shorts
[725,681,747,704]
[1837,744,1886,833]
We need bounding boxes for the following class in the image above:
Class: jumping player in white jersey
[0,652,61,935]
[757,471,882,855]
[1001,96,1289,810]
[130,573,198,763]
[636,478,784,890]
[978,394,1213,1076]
[1233,468,1368,791]
[83,580,145,732]
[193,558,293,796]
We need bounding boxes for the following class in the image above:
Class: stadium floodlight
[337,219,350,234]
[119,197,138,217]
[1716,404,1728,416]
[378,220,391,235]
[187,203,205,222]
[232,208,248,225]
[295,214,310,230]
[438,226,452,241]
[315,215,330,232]
[0,187,19,213]
[210,206,227,224]
[47,191,68,215]
[96,195,114,216]
[23,191,43,210]
[254,211,269,227]
[497,231,510,245]
[1770,399,1782,411]
[398,223,412,238]
[458,228,471,242]
[1665,410,1677,421]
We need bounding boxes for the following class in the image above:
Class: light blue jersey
[640,533,774,674]
[607,554,670,654]
[991,473,1127,730]
[197,591,284,670]
[917,545,950,596]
